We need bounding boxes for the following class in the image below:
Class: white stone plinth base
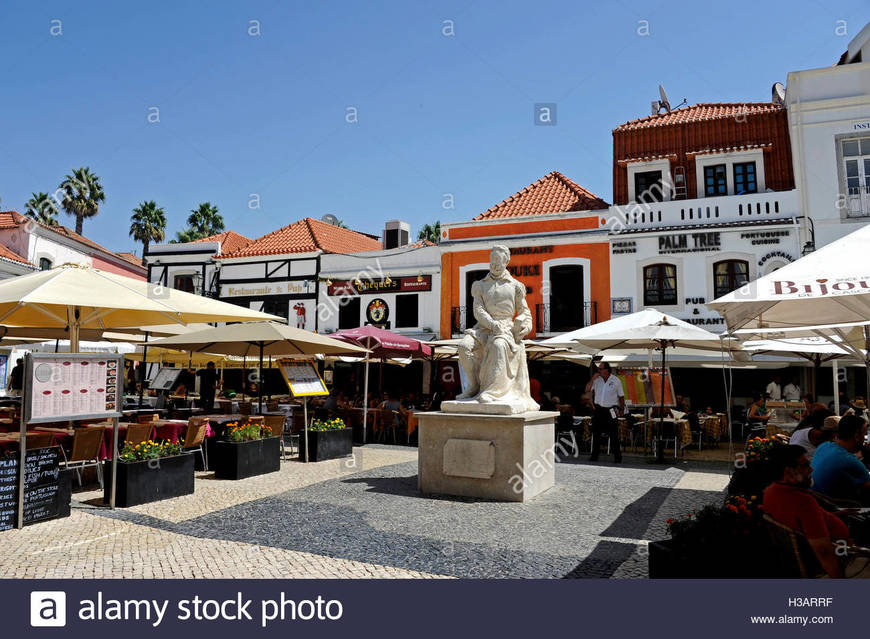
[416,410,558,502]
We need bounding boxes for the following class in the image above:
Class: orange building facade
[439,172,612,339]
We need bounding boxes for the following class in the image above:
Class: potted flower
[299,417,352,462]
[212,419,280,480]
[104,440,194,507]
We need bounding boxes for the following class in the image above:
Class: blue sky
[0,0,866,254]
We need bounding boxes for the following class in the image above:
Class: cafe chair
[181,417,209,471]
[63,428,105,488]
[266,400,279,412]
[239,400,252,416]
[25,432,55,450]
[376,408,396,444]
[124,422,154,447]
[264,414,287,459]
[136,413,160,424]
[555,404,578,457]
[245,415,265,427]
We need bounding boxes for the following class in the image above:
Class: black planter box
[213,437,281,480]
[103,453,195,507]
[299,428,353,462]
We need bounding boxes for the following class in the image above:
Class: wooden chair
[555,404,578,456]
[239,400,252,416]
[763,514,826,578]
[264,414,286,459]
[377,408,398,444]
[124,422,153,447]
[25,432,55,450]
[181,417,209,470]
[136,413,159,424]
[63,428,104,488]
[266,400,279,412]
[245,415,265,427]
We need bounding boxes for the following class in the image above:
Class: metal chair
[181,417,209,470]
[264,414,287,459]
[124,422,153,447]
[63,428,104,488]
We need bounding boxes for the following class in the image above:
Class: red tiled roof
[613,103,783,132]
[0,242,33,266]
[114,252,144,267]
[0,211,145,272]
[192,230,252,254]
[473,171,609,221]
[219,217,382,259]
[686,143,772,157]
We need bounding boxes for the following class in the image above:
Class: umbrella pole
[656,342,667,464]
[139,332,149,408]
[865,326,870,410]
[110,416,119,509]
[258,342,264,414]
[362,358,370,444]
[303,397,309,463]
[833,361,840,415]
[70,306,80,353]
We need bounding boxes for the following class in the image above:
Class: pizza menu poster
[29,357,119,421]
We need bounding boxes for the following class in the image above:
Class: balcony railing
[611,189,799,232]
[535,302,597,335]
[451,302,598,337]
[847,184,870,218]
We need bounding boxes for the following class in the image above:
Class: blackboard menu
[0,447,60,531]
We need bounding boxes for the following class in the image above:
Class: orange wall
[446,215,601,241]
[440,241,611,338]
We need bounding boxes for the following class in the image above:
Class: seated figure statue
[444,245,540,415]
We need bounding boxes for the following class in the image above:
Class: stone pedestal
[416,410,557,502]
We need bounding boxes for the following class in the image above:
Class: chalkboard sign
[0,447,61,531]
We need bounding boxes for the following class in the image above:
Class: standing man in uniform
[585,361,625,463]
[196,361,219,412]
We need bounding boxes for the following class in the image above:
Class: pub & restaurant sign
[328,275,432,296]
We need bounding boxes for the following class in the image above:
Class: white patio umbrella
[566,311,725,463]
[709,224,870,403]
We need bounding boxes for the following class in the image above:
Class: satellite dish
[658,84,671,112]
[321,214,339,226]
[772,82,786,106]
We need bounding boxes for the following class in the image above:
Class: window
[338,297,360,329]
[643,264,677,306]
[713,260,749,298]
[634,170,664,203]
[733,162,757,194]
[38,258,52,271]
[842,137,870,218]
[548,265,585,332]
[262,298,289,322]
[704,164,727,196]
[464,270,489,326]
[395,294,419,328]
[173,274,195,293]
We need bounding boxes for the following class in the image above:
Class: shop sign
[328,275,431,296]
[758,250,794,267]
[658,232,720,254]
[510,246,554,255]
[853,121,870,131]
[366,298,389,326]
[221,280,315,297]
[612,241,637,255]
[740,230,790,246]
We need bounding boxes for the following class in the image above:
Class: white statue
[445,245,540,414]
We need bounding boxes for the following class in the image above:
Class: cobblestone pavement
[0,446,728,579]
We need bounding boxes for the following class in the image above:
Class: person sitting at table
[576,393,594,417]
[324,389,350,413]
[8,358,23,394]
[747,394,771,426]
[811,415,870,505]
[763,444,869,578]
[378,391,405,428]
[788,411,836,460]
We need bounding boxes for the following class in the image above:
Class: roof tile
[219,217,382,259]
[613,103,783,132]
[192,230,252,254]
[473,171,609,220]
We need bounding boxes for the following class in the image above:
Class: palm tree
[59,167,105,235]
[418,220,441,244]
[24,192,60,226]
[129,201,167,256]
[172,202,224,242]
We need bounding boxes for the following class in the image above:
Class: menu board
[25,353,122,423]
[0,447,61,531]
[615,366,675,407]
[277,360,328,397]
[150,367,182,391]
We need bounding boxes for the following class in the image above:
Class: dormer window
[704,165,727,196]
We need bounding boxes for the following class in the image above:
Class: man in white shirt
[783,376,801,402]
[766,375,782,401]
[584,361,625,463]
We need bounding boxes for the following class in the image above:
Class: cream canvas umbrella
[149,321,368,412]
[0,264,278,523]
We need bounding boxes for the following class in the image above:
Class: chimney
[383,220,410,249]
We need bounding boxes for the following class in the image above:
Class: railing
[610,189,799,231]
[535,302,597,335]
[847,184,870,218]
